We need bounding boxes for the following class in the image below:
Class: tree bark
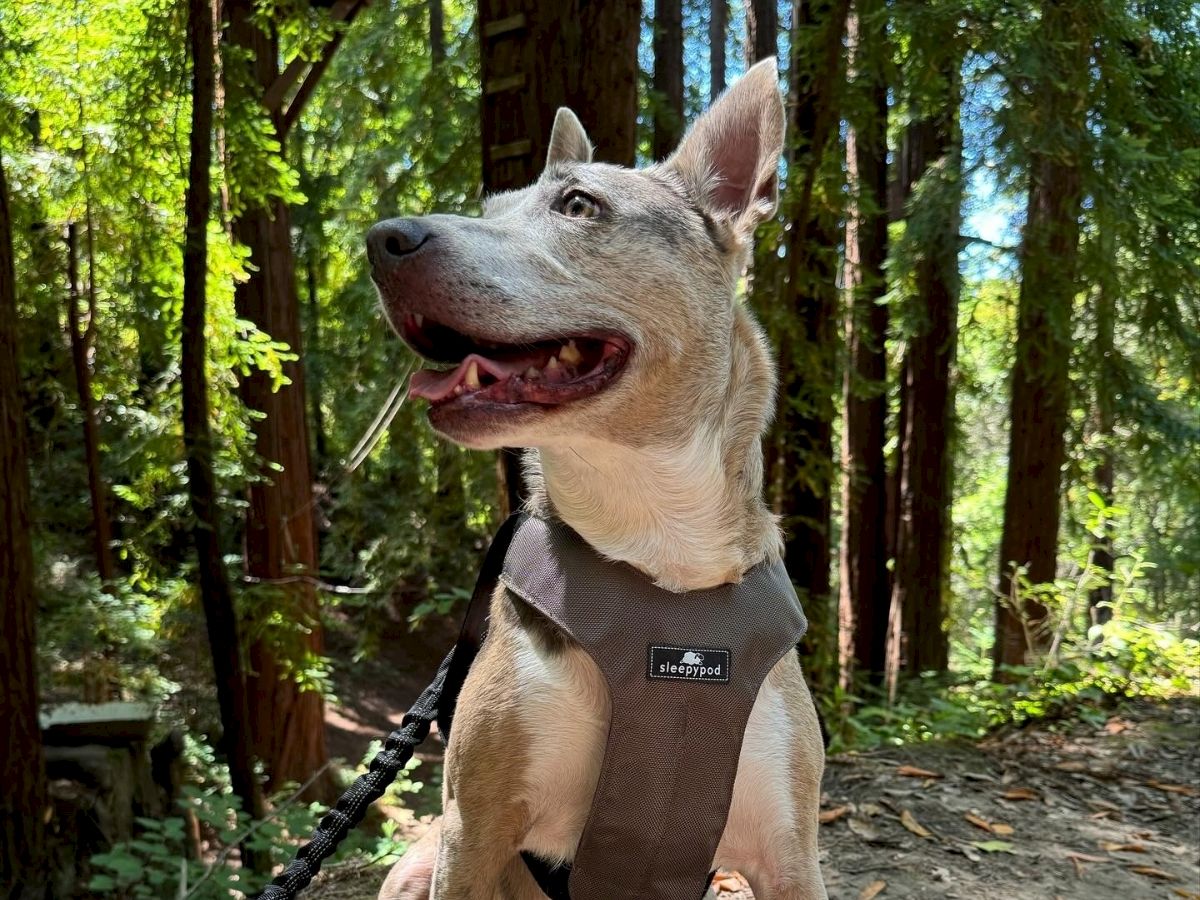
[709,0,727,102]
[225,0,330,795]
[889,67,962,677]
[65,222,116,586]
[838,0,890,691]
[182,0,267,866]
[0,141,49,900]
[746,0,778,66]
[772,0,850,652]
[994,0,1090,676]
[479,0,641,510]
[652,0,685,161]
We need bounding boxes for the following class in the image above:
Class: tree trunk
[1089,275,1115,629]
[773,0,850,656]
[225,0,330,795]
[305,252,328,475]
[709,0,727,102]
[182,0,267,866]
[479,0,641,510]
[0,142,49,900]
[652,0,684,161]
[994,0,1090,676]
[890,72,962,677]
[65,222,116,586]
[429,0,445,65]
[838,0,890,691]
[746,0,778,66]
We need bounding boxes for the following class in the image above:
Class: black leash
[256,515,521,899]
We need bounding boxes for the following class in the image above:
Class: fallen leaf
[712,874,746,893]
[972,840,1016,854]
[900,809,933,839]
[896,765,942,779]
[1065,852,1109,863]
[1101,841,1146,853]
[965,813,994,833]
[1147,780,1200,797]
[1000,787,1040,801]
[1089,810,1114,820]
[819,804,851,824]
[1128,865,1178,881]
[848,817,883,843]
[858,880,886,900]
[1104,717,1133,734]
[991,823,1015,836]
[1069,855,1085,879]
[1171,889,1200,899]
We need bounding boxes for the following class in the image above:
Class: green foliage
[828,555,1199,753]
[87,747,426,898]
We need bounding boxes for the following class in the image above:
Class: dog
[367,58,827,900]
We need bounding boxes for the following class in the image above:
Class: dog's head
[369,59,784,451]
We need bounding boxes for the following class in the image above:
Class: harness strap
[257,516,521,899]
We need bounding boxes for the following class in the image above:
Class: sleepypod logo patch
[647,645,731,683]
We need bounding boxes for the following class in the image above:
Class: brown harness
[448,514,808,900]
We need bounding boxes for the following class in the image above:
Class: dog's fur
[373,59,827,900]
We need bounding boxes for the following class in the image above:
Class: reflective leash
[256,515,519,899]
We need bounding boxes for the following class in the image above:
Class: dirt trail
[317,659,1199,900]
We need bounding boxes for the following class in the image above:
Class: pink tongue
[408,352,541,402]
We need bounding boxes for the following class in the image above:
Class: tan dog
[368,59,827,900]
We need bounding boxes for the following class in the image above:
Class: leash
[256,515,520,899]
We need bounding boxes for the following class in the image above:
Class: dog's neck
[526,308,783,592]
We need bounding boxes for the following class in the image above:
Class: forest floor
[314,624,1200,900]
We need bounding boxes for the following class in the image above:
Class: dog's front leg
[430,801,545,900]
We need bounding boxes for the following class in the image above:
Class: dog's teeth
[453,384,464,396]
[560,340,582,365]
[414,313,424,326]
[525,366,541,379]
[465,361,481,389]
[546,356,560,371]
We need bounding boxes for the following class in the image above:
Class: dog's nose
[367,218,432,274]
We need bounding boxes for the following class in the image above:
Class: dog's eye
[559,191,601,219]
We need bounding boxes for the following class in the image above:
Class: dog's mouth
[401,314,632,409]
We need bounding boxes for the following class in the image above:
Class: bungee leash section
[256,651,448,899]
[256,515,517,900]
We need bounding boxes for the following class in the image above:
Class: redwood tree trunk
[182,0,267,866]
[994,0,1090,676]
[774,0,850,647]
[225,0,329,794]
[838,0,890,690]
[65,222,116,586]
[890,76,962,677]
[0,143,49,900]
[710,0,727,102]
[652,0,685,161]
[478,0,640,509]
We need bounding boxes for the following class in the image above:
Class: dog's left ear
[547,108,594,167]
[664,57,785,233]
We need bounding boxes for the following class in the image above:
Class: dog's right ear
[663,57,785,235]
[547,108,594,167]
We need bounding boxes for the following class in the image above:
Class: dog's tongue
[409,352,541,402]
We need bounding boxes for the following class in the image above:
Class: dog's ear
[664,57,785,232]
[547,108,594,167]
